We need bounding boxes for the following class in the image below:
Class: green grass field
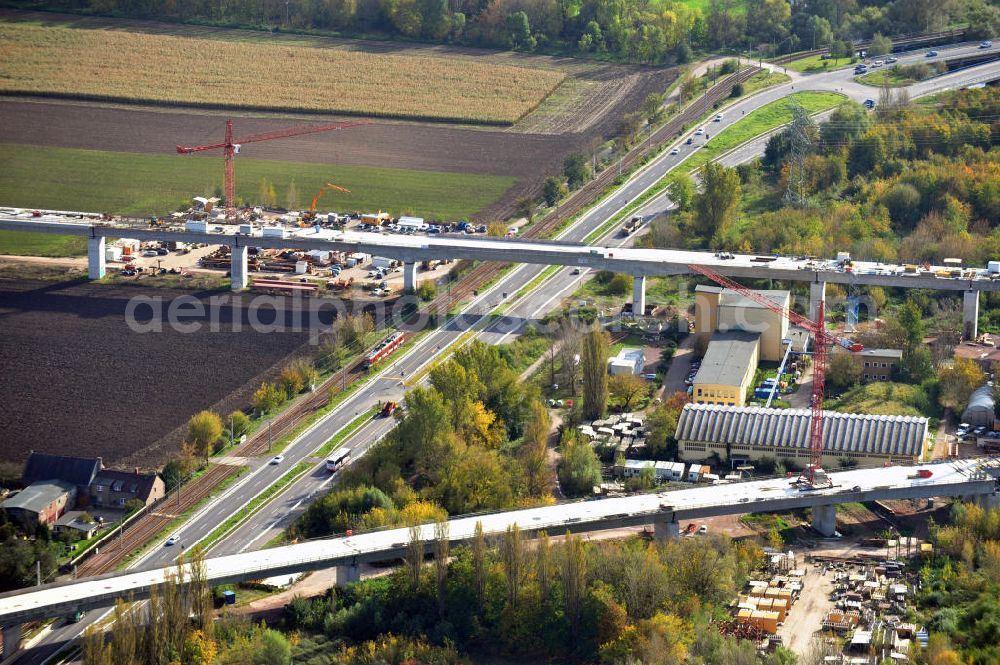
[0,143,515,256]
[783,54,855,73]
[683,91,845,173]
[857,68,916,87]
[0,231,86,257]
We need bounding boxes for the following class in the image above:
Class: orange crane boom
[687,264,863,487]
[176,119,369,220]
[310,183,351,214]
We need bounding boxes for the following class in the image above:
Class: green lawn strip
[0,143,515,253]
[740,70,791,96]
[199,461,313,552]
[116,465,247,570]
[314,407,379,458]
[683,91,845,174]
[783,54,855,73]
[856,69,918,87]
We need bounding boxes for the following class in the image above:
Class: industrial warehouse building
[693,331,761,407]
[854,348,903,383]
[675,403,929,468]
[694,286,790,362]
[962,385,995,429]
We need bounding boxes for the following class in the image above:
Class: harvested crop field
[0,22,564,125]
[0,279,360,468]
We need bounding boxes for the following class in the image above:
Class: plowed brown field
[0,279,354,467]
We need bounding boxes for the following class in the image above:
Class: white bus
[325,448,351,472]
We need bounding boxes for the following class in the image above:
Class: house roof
[92,470,160,500]
[719,289,790,311]
[2,481,74,514]
[676,403,928,458]
[54,511,99,534]
[857,348,903,359]
[694,331,761,386]
[23,453,101,488]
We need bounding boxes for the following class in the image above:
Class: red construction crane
[176,119,369,220]
[688,264,863,488]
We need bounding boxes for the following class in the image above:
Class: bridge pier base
[811,504,837,537]
[809,281,825,324]
[2,623,22,658]
[402,262,417,293]
[231,244,249,291]
[336,564,361,585]
[964,290,979,341]
[976,492,1000,512]
[632,274,646,317]
[88,235,106,280]
[653,519,680,542]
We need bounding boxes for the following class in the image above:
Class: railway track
[770,28,968,65]
[74,464,237,577]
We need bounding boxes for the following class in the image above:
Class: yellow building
[694,286,790,362]
[692,331,760,407]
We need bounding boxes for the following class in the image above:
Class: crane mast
[687,264,863,489]
[176,119,369,221]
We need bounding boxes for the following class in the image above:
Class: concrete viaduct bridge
[0,458,996,654]
[3,214,1000,339]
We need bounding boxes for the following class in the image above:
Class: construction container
[105,246,122,262]
[185,221,209,233]
[295,261,309,274]
[750,610,780,634]
[262,226,288,239]
[239,224,253,235]
[372,256,397,270]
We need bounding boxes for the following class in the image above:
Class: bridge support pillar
[632,274,646,317]
[811,504,837,537]
[403,261,417,293]
[809,281,825,325]
[653,519,680,542]
[336,564,361,585]
[2,623,22,658]
[976,492,1000,512]
[88,235,106,280]
[963,290,979,341]
[231,244,249,291]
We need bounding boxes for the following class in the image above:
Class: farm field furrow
[0,22,565,124]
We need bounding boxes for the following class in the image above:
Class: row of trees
[40,0,1000,63]
[281,524,786,663]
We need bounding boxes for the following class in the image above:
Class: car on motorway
[886,56,898,63]
[713,113,723,122]
[670,147,679,155]
[697,525,708,535]
[695,127,705,135]
[863,98,877,110]
[68,610,86,623]
[571,267,583,275]
[981,40,993,49]
[685,137,693,145]
[165,534,179,546]
[270,454,285,465]
[926,50,938,57]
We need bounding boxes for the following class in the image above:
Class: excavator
[302,183,350,223]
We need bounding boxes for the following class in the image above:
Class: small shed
[961,385,995,429]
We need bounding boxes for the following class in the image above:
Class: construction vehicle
[910,469,933,479]
[176,119,368,221]
[303,183,351,221]
[688,264,865,491]
[381,401,398,417]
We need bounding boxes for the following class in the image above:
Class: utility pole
[36,560,40,586]
[268,419,273,452]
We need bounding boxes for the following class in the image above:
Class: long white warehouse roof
[676,403,928,457]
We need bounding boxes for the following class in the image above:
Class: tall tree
[581,325,610,420]
[938,358,986,412]
[694,162,741,246]
[609,373,647,411]
[187,410,223,459]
